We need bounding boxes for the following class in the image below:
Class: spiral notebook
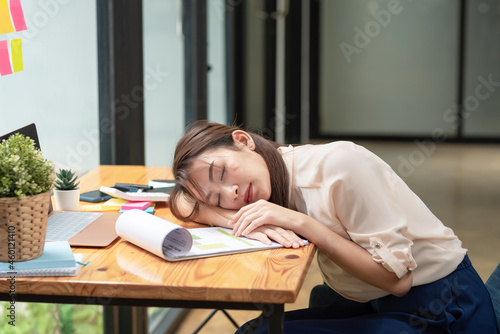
[0,241,85,277]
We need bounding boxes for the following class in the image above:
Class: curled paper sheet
[116,209,193,260]
[117,209,308,261]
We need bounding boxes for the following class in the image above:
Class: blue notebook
[0,241,75,271]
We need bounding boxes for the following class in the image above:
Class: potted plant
[53,169,80,211]
[0,133,54,262]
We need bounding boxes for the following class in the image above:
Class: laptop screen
[0,123,41,149]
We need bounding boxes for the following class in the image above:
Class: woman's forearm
[178,198,304,247]
[294,215,413,297]
[174,194,237,227]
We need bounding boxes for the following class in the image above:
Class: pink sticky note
[121,201,152,211]
[0,40,13,76]
[9,0,27,32]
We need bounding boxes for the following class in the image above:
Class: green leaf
[0,133,54,198]
[54,168,80,190]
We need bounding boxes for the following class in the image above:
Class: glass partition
[319,0,459,137]
[143,0,184,167]
[0,1,99,174]
[0,2,101,331]
[462,0,500,138]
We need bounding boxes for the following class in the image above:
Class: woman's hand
[229,199,309,239]
[245,225,305,248]
[186,199,304,247]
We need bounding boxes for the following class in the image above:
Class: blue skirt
[237,255,498,333]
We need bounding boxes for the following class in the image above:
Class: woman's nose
[223,185,239,201]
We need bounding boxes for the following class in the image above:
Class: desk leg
[104,306,148,334]
[267,304,284,334]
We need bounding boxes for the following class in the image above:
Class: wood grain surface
[0,166,315,304]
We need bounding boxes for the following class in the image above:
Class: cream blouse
[280,141,466,302]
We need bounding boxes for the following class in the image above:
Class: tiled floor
[173,141,500,334]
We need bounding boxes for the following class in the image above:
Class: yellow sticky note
[82,204,104,211]
[102,198,128,209]
[0,0,15,34]
[82,204,120,212]
[10,38,22,72]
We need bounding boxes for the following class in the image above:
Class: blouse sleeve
[327,144,417,278]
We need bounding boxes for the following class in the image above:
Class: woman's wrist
[293,213,323,241]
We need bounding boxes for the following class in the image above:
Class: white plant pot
[53,188,80,211]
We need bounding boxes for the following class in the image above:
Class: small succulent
[55,169,80,190]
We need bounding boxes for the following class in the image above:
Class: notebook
[0,254,84,277]
[0,241,85,277]
[0,124,120,247]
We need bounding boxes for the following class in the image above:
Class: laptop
[0,124,119,247]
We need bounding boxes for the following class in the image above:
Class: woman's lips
[245,184,253,204]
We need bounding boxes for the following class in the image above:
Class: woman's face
[187,132,272,210]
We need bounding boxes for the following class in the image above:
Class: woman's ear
[232,130,256,150]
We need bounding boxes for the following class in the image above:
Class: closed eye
[216,166,225,207]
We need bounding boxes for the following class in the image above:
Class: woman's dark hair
[169,120,289,222]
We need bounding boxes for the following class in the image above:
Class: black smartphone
[80,190,113,203]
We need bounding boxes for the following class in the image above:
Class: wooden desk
[0,165,315,333]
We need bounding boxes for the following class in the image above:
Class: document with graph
[116,209,307,261]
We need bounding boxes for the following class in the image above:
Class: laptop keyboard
[46,212,103,241]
